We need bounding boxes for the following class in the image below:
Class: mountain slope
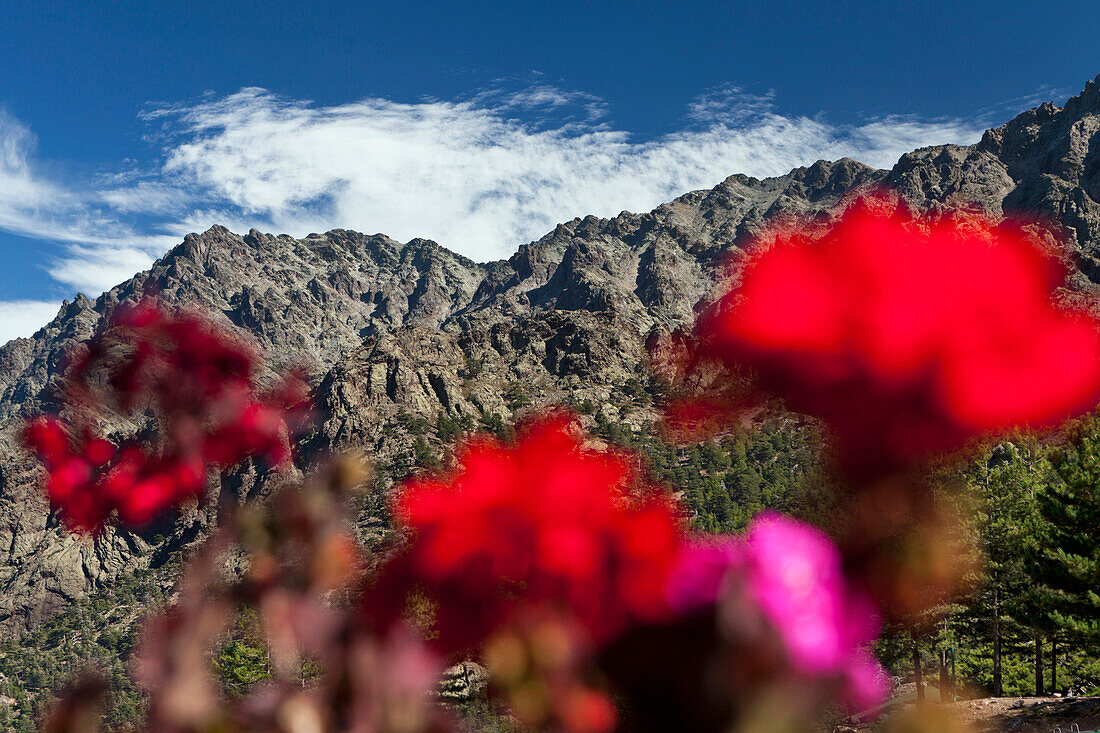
[1,74,1099,636]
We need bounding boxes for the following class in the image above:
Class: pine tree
[953,434,1055,695]
[1034,417,1100,643]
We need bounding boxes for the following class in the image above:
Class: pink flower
[368,415,685,654]
[667,514,889,711]
[844,651,891,714]
[695,198,1100,479]
[24,299,310,533]
[744,513,875,674]
[742,513,886,708]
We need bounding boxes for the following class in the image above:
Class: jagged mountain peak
[4,76,1100,635]
[1064,72,1100,115]
[975,75,1100,188]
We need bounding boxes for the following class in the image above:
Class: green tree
[968,437,1052,695]
[1032,417,1100,680]
[215,609,274,698]
[215,640,273,697]
[413,435,437,469]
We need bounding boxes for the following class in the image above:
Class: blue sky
[1,0,1098,342]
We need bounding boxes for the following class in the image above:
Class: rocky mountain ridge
[1,74,1099,635]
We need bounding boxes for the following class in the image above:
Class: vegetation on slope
[4,374,1100,728]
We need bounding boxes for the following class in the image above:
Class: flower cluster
[696,198,1100,477]
[679,514,887,711]
[368,414,684,655]
[24,416,207,531]
[370,414,889,728]
[23,299,309,533]
[127,458,460,733]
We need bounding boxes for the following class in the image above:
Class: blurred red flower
[697,198,1100,477]
[368,414,685,655]
[23,300,309,533]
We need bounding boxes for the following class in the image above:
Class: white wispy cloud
[685,84,778,124]
[0,110,80,240]
[0,109,168,297]
[0,81,1000,311]
[150,86,987,261]
[0,300,61,344]
[48,245,158,296]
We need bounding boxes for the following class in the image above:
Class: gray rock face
[886,76,1100,273]
[2,74,1100,635]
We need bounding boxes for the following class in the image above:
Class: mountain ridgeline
[2,74,1100,642]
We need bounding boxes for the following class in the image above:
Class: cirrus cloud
[0,81,1006,346]
[149,86,987,261]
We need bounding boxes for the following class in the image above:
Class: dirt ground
[945,696,1100,732]
[844,696,1100,732]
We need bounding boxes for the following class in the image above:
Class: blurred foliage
[456,698,524,733]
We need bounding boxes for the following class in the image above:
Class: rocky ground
[842,696,1100,732]
[953,696,1100,732]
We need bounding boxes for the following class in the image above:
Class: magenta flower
[744,513,870,673]
[743,513,886,706]
[667,513,888,711]
[844,651,891,714]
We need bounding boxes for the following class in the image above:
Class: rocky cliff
[2,74,1100,636]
